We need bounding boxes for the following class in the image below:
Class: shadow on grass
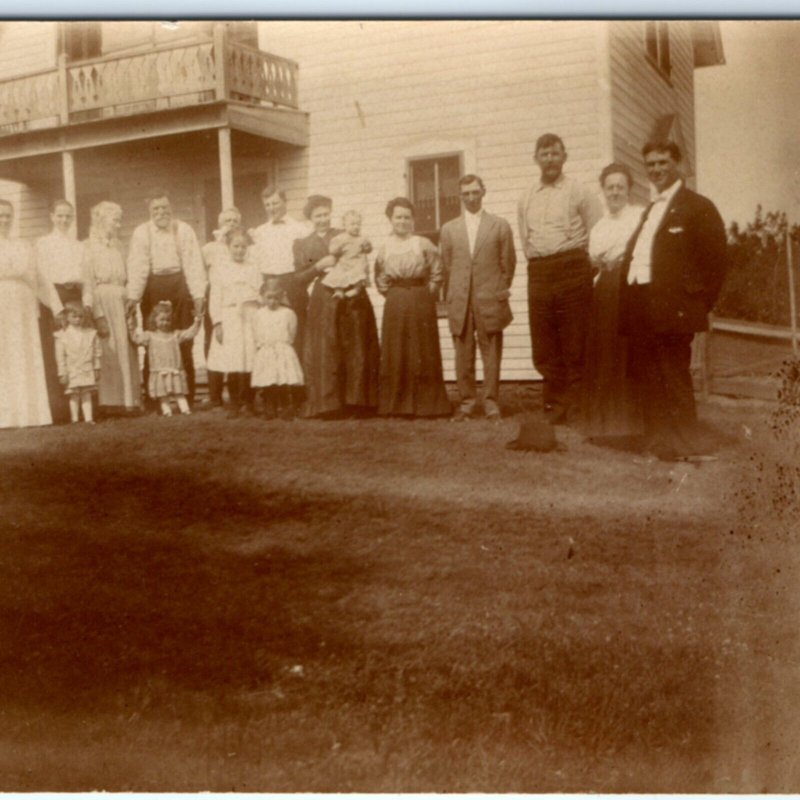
[0,447,365,713]
[0,435,751,790]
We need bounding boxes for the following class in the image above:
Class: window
[62,22,102,62]
[644,21,671,79]
[407,153,462,313]
[407,154,462,248]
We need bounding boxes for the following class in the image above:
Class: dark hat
[506,416,559,452]
[303,194,332,219]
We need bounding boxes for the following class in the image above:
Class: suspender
[146,221,183,272]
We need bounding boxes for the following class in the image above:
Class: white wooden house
[0,20,723,381]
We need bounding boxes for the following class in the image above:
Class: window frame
[406,151,463,316]
[643,21,672,83]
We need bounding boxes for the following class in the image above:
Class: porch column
[61,151,77,239]
[218,127,234,210]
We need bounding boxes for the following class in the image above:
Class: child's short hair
[224,226,252,247]
[342,210,362,226]
[260,276,288,305]
[146,301,173,331]
[63,300,90,327]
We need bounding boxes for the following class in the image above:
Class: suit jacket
[619,185,727,335]
[440,212,516,337]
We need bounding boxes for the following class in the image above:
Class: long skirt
[378,284,452,417]
[95,283,142,409]
[579,267,644,438]
[39,303,69,423]
[0,280,52,428]
[303,282,379,417]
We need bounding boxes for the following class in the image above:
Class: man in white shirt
[126,189,206,403]
[250,186,310,354]
[441,175,516,420]
[518,133,602,423]
[620,140,727,461]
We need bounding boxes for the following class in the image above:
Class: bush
[715,206,800,325]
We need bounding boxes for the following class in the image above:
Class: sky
[695,20,800,228]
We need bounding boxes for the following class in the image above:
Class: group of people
[0,132,727,460]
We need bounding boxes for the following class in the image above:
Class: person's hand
[96,317,110,338]
[125,299,138,315]
[361,238,373,254]
[214,323,223,344]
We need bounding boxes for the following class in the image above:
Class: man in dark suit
[620,140,727,461]
[441,174,516,420]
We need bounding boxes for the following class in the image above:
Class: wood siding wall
[0,22,56,80]
[264,20,608,381]
[608,21,697,203]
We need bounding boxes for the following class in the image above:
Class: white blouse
[588,203,644,267]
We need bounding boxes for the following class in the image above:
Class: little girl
[206,226,261,417]
[128,300,201,416]
[322,210,372,298]
[250,277,304,419]
[54,301,102,424]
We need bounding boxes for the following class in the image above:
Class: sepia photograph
[0,17,798,792]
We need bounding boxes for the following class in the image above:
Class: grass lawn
[1,387,798,792]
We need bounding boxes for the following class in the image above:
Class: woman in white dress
[0,200,55,429]
[580,163,645,439]
[35,199,87,423]
[82,201,142,412]
[206,227,261,417]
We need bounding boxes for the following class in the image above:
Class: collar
[537,173,566,191]
[149,220,176,234]
[650,178,683,205]
[464,208,484,222]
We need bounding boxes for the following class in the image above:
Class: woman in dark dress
[294,195,380,418]
[375,198,451,417]
[580,163,645,440]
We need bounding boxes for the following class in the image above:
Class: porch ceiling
[0,100,308,179]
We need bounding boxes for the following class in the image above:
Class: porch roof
[0,100,308,181]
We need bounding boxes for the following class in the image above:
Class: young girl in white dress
[250,277,304,419]
[128,300,201,416]
[54,301,102,424]
[206,227,261,417]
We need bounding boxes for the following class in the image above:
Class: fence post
[213,23,229,102]
[58,52,70,126]
[787,228,798,356]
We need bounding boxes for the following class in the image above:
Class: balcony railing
[0,27,299,137]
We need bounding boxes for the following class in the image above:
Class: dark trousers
[141,273,195,403]
[453,299,502,414]
[624,284,699,456]
[527,251,592,417]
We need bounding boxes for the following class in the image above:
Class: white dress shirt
[464,208,483,257]
[126,220,207,302]
[251,215,310,275]
[628,179,683,285]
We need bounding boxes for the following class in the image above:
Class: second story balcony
[0,25,301,139]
